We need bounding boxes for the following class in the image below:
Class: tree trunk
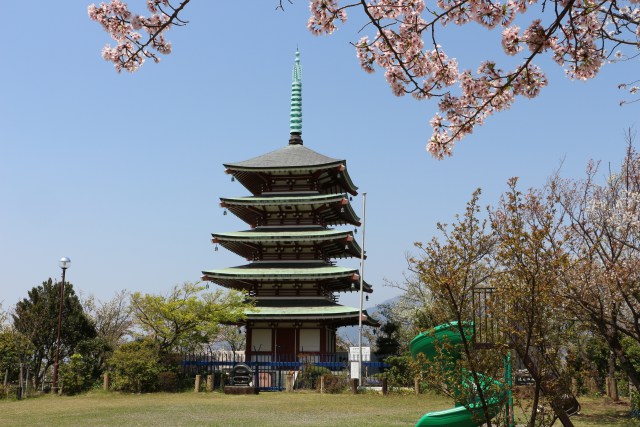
[25,368,29,397]
[513,342,575,427]
[529,380,541,427]
[607,333,640,392]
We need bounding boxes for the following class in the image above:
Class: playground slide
[409,323,504,427]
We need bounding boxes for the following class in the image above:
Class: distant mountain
[338,296,399,345]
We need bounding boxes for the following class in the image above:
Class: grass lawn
[1,391,639,426]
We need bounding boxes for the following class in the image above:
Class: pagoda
[202,51,377,367]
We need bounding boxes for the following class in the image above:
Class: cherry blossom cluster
[305,0,639,158]
[308,0,347,35]
[88,0,184,72]
[582,150,640,254]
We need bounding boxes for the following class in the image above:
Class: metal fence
[182,351,387,391]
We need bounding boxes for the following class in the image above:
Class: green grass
[569,397,640,427]
[1,391,639,426]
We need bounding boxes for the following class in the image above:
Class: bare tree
[553,131,640,392]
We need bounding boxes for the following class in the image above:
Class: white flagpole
[358,192,367,387]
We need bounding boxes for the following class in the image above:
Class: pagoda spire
[289,49,303,145]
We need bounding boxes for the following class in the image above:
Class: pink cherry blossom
[88,0,188,72]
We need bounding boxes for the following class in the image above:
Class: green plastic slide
[409,323,504,427]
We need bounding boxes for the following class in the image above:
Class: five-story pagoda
[202,51,377,366]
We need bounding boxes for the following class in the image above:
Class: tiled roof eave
[244,307,379,326]
[212,229,352,241]
[221,193,347,205]
[224,162,344,172]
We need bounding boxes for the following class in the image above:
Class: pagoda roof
[225,144,342,170]
[246,298,379,327]
[211,228,363,260]
[201,262,373,293]
[220,193,360,227]
[224,144,358,196]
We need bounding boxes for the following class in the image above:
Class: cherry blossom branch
[88,0,190,72]
[88,1,639,157]
[443,0,576,140]
[307,0,638,157]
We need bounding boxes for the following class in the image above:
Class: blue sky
[0,2,637,313]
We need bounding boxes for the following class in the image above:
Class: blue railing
[183,352,387,391]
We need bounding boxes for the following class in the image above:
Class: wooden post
[103,372,109,390]
[414,377,420,395]
[571,378,578,396]
[319,376,324,394]
[286,374,294,392]
[382,377,388,395]
[17,364,23,400]
[206,375,214,392]
[351,378,359,394]
[606,376,619,401]
[194,375,201,392]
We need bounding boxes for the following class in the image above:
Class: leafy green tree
[12,279,97,389]
[374,320,401,362]
[109,339,161,393]
[75,337,112,384]
[409,189,504,427]
[130,282,250,354]
[0,329,34,384]
[491,178,578,426]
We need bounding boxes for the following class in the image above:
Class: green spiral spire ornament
[289,49,303,145]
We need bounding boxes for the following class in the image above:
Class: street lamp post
[52,257,70,394]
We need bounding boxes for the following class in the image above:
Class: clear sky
[0,2,637,313]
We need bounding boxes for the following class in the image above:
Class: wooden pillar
[382,377,388,395]
[286,374,294,392]
[194,375,201,392]
[103,372,109,390]
[319,376,324,394]
[414,377,420,395]
[351,378,359,394]
[206,375,214,392]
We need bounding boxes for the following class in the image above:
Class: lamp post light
[52,257,70,394]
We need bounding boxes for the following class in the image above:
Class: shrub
[299,365,331,389]
[157,371,178,392]
[109,339,160,393]
[318,372,348,393]
[384,354,418,389]
[0,384,10,400]
[60,353,93,395]
[631,391,640,419]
